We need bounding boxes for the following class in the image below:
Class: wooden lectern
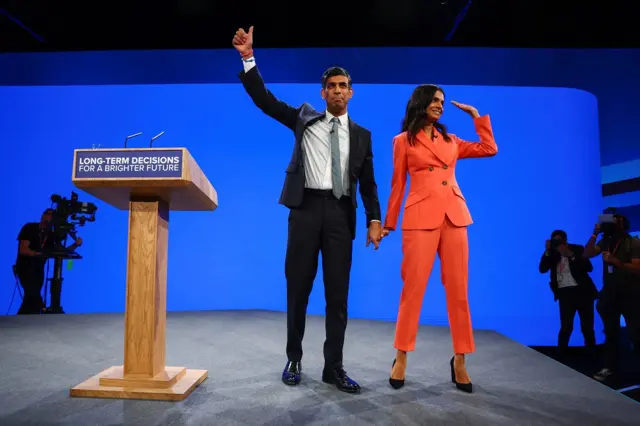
[69,147,218,401]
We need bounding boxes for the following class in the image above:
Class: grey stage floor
[0,310,638,426]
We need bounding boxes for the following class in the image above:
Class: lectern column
[123,196,169,377]
[70,195,208,400]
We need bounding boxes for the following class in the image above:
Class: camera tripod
[38,251,82,314]
[43,257,65,314]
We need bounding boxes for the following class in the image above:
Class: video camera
[599,207,617,237]
[599,207,630,237]
[48,191,97,249]
[36,192,97,314]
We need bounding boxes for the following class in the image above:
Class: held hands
[232,26,254,58]
[375,227,393,245]
[367,222,383,250]
[74,236,83,247]
[451,101,480,118]
[365,224,393,250]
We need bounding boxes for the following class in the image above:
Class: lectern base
[70,366,208,401]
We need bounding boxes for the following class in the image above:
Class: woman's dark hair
[401,84,451,146]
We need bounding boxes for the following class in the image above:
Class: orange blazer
[383,115,498,231]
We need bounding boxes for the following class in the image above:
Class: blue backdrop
[0,80,603,346]
[3,47,639,221]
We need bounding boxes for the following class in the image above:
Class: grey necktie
[330,117,344,199]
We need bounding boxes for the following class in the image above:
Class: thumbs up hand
[232,26,254,58]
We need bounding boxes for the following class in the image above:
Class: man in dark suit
[232,27,382,394]
[539,230,598,354]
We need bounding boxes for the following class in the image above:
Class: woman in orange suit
[382,84,497,393]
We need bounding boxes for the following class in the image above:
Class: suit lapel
[416,130,449,165]
[302,110,324,128]
[348,118,359,176]
[294,110,324,161]
[437,137,456,165]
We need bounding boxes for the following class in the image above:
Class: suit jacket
[538,244,598,301]
[383,115,498,231]
[238,65,381,239]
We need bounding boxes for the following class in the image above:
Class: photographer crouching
[539,230,598,356]
[14,208,82,315]
[583,211,640,382]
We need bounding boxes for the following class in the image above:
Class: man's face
[321,75,352,111]
[426,90,445,123]
[553,234,567,246]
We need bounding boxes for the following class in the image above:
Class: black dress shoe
[389,359,405,390]
[282,361,301,386]
[450,356,473,393]
[322,367,361,394]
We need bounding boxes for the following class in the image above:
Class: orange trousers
[394,216,475,354]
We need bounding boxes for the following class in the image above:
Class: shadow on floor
[530,327,640,403]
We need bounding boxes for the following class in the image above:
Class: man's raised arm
[583,225,602,258]
[233,26,298,130]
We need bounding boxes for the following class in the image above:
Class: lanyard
[605,238,624,274]
[610,239,622,257]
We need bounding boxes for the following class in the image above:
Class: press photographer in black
[15,208,82,314]
[583,211,640,382]
[539,230,597,355]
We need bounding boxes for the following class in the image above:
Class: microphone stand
[124,132,143,148]
[150,131,165,147]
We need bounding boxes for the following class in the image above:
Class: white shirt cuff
[242,57,256,72]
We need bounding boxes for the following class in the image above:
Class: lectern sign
[75,149,183,178]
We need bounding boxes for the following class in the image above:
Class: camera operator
[583,213,640,382]
[539,230,597,356]
[14,208,82,315]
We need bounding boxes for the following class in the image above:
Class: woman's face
[426,90,445,123]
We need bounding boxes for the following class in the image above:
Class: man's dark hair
[43,208,54,215]
[321,67,352,88]
[551,230,567,241]
[614,214,631,231]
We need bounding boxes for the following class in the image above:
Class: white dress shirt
[556,255,578,289]
[300,110,350,195]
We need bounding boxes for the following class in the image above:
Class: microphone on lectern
[124,132,143,148]
[150,131,165,148]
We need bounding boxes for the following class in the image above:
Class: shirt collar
[325,110,348,126]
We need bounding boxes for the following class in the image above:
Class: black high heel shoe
[389,359,405,389]
[450,356,473,393]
